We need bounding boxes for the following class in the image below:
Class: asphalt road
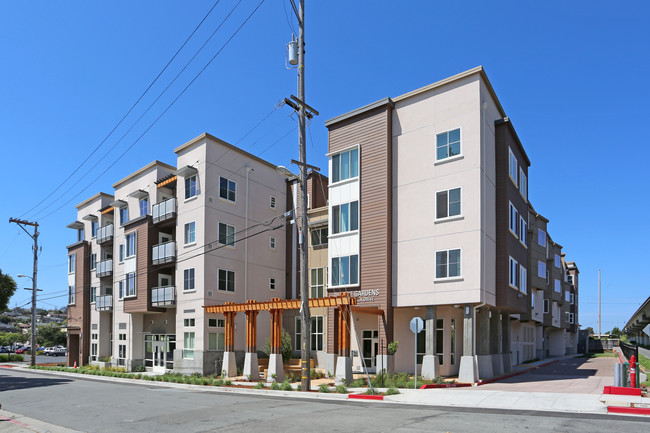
[0,368,647,433]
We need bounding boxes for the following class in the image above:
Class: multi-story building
[322,66,580,383]
[66,133,291,374]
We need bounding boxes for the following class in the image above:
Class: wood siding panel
[123,217,163,313]
[67,242,90,365]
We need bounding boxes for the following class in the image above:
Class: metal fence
[619,340,639,362]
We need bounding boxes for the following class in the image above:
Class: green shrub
[296,384,302,391]
[310,370,325,379]
[261,329,293,362]
[282,380,292,391]
[350,378,366,388]
[318,384,330,393]
[214,379,224,386]
[336,385,348,394]
[271,381,281,390]
[387,341,399,355]
[254,381,265,389]
[0,353,25,362]
[98,356,111,362]
[224,379,232,386]
[132,365,146,373]
[386,387,400,395]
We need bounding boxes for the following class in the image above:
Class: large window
[140,197,149,216]
[119,244,125,263]
[436,319,444,365]
[509,202,518,238]
[331,255,359,286]
[311,227,328,247]
[450,318,456,365]
[435,249,461,279]
[310,268,325,298]
[509,256,518,288]
[125,232,136,257]
[184,268,195,291]
[520,265,527,294]
[436,128,461,161]
[519,216,527,246]
[118,334,127,366]
[184,222,196,245]
[554,254,561,268]
[519,168,527,201]
[332,148,359,183]
[436,188,461,219]
[90,286,96,303]
[91,220,98,238]
[509,147,518,186]
[218,223,235,246]
[565,291,571,302]
[90,253,97,270]
[554,279,561,293]
[295,316,324,351]
[538,260,546,278]
[219,176,236,202]
[125,272,136,297]
[68,285,75,305]
[218,269,235,292]
[68,253,75,274]
[537,229,546,247]
[332,201,358,234]
[184,332,195,359]
[185,175,197,199]
[208,331,225,351]
[119,207,129,225]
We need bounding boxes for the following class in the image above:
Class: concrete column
[458,304,478,383]
[476,308,493,380]
[267,309,284,382]
[222,311,237,377]
[490,311,504,377]
[501,313,511,372]
[421,306,439,380]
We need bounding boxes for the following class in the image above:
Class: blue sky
[1,1,648,332]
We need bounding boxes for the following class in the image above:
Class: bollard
[629,355,636,388]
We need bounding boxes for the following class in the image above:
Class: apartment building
[322,66,580,383]
[66,133,291,374]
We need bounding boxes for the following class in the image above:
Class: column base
[420,355,439,380]
[335,356,352,385]
[491,354,504,377]
[502,353,512,373]
[458,355,478,383]
[222,351,237,378]
[376,354,394,374]
[243,352,259,381]
[477,354,494,380]
[267,353,284,382]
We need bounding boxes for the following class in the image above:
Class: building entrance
[362,329,378,372]
[144,334,175,372]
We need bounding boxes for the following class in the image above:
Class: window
[531,290,536,308]
[270,237,276,249]
[332,201,359,234]
[139,197,149,216]
[554,254,561,268]
[567,274,574,285]
[509,202,518,238]
[543,299,550,314]
[184,268,195,291]
[269,278,276,290]
[125,232,136,257]
[519,168,528,201]
[519,216,527,246]
[270,196,276,209]
[91,220,98,238]
[565,291,571,302]
[519,266,527,294]
[508,147,518,186]
[538,229,546,247]
[436,188,461,219]
[125,272,136,297]
[295,316,324,351]
[184,332,195,359]
[184,318,195,327]
[118,334,127,366]
[218,269,235,292]
[537,261,546,278]
[331,148,359,183]
[554,279,561,293]
[435,249,461,279]
[185,175,197,199]
[119,244,125,262]
[184,222,196,245]
[208,332,225,351]
[311,227,328,247]
[90,286,96,303]
[416,321,426,364]
[436,128,461,161]
[119,207,129,225]
[218,223,235,246]
[118,281,124,299]
[509,257,518,288]
[90,253,97,270]
[570,293,575,304]
[68,254,75,274]
[436,318,444,365]
[68,285,75,305]
[331,255,359,286]
[450,318,456,365]
[310,268,325,298]
[77,227,84,242]
[569,313,574,324]
[219,176,236,202]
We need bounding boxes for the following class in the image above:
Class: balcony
[96,259,113,278]
[151,286,176,307]
[152,241,176,265]
[152,198,176,224]
[95,295,113,312]
[97,224,114,244]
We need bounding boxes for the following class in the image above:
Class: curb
[607,406,650,416]
[603,386,642,396]
[420,383,471,389]
[349,393,384,401]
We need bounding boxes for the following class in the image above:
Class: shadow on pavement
[0,373,72,392]
[497,357,614,384]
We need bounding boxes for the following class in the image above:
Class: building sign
[351,289,380,303]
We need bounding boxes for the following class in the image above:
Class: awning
[66,221,84,229]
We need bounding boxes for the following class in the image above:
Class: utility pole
[598,268,601,338]
[9,218,39,367]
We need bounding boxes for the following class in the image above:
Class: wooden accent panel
[67,242,90,365]
[101,206,114,215]
[203,293,356,313]
[245,310,259,353]
[306,173,328,210]
[157,175,177,188]
[224,310,235,352]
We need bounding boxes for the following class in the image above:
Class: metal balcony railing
[152,241,176,265]
[95,295,113,311]
[151,286,176,307]
[97,224,114,244]
[96,259,113,278]
[152,198,176,224]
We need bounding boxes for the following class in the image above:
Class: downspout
[245,167,252,301]
[474,101,489,357]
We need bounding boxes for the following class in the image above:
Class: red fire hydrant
[630,355,637,388]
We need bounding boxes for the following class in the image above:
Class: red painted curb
[0,365,15,368]
[603,386,642,396]
[608,406,650,416]
[420,383,472,389]
[348,394,384,401]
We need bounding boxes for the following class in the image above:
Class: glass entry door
[362,330,379,372]
[144,334,175,373]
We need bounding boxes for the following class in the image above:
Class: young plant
[318,384,330,393]
[271,381,281,390]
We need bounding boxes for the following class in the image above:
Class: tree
[609,327,622,337]
[0,269,18,311]
[0,332,23,347]
[36,324,67,347]
[261,329,293,362]
[584,327,595,335]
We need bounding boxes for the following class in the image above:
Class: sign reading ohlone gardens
[350,289,380,303]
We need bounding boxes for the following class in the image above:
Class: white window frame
[295,316,324,351]
[311,227,328,247]
[119,207,129,226]
[68,285,76,305]
[537,260,546,279]
[184,268,195,291]
[139,197,149,216]
[570,293,575,304]
[90,253,97,270]
[519,168,528,201]
[91,220,98,238]
[90,286,96,303]
[269,236,276,249]
[270,196,276,209]
[332,201,359,234]
[183,332,195,359]
[519,265,527,294]
[68,253,75,274]
[569,313,574,324]
[125,232,136,258]
[219,176,236,202]
[509,202,519,238]
[218,269,235,292]
[538,229,546,247]
[509,256,518,289]
[508,147,518,186]
[435,187,462,220]
[519,216,527,247]
[119,244,125,263]
[435,128,462,162]
[125,272,136,297]
[184,222,196,245]
[218,222,235,247]
[331,146,359,184]
[310,267,325,298]
[435,248,462,280]
[184,318,195,327]
[269,277,276,290]
[185,175,197,200]
[331,254,359,287]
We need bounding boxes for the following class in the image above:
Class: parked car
[0,346,11,354]
[52,347,66,356]
[43,347,55,356]
[15,346,30,354]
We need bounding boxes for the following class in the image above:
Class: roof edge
[112,160,177,189]
[75,192,114,210]
[495,117,532,166]
[324,98,394,127]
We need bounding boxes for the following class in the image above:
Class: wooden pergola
[203,294,359,358]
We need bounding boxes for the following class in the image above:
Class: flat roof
[112,160,176,189]
[75,192,114,210]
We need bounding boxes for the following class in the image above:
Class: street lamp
[17,274,38,367]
